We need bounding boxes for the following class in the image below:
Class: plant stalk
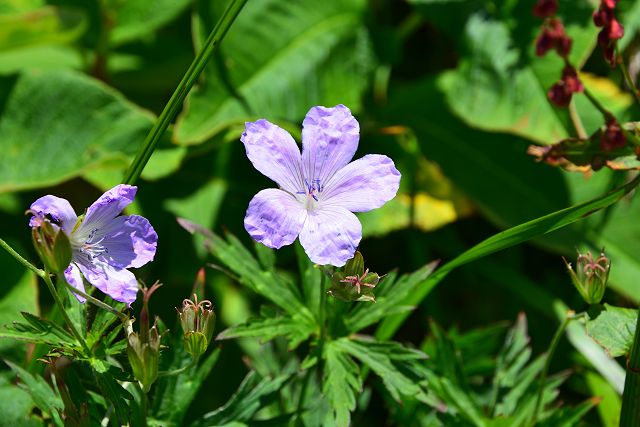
[43,269,91,354]
[122,0,248,185]
[61,279,128,321]
[0,237,44,277]
[620,307,640,426]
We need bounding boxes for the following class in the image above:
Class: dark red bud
[561,67,584,93]
[556,36,572,57]
[593,7,610,27]
[548,82,572,107]
[603,0,617,9]
[608,18,624,40]
[535,32,554,56]
[533,0,558,18]
[600,120,626,151]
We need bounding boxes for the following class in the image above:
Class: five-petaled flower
[28,184,157,305]
[242,104,401,267]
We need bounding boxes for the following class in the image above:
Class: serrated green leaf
[0,271,38,356]
[94,369,133,425]
[0,311,76,347]
[4,360,64,426]
[346,261,438,333]
[217,314,314,350]
[335,337,428,403]
[189,371,291,427]
[175,0,373,144]
[537,397,599,427]
[586,304,638,358]
[323,341,361,427]
[0,69,154,192]
[0,372,42,427]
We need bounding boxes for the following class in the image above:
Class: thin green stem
[583,87,614,121]
[122,0,248,185]
[60,279,128,321]
[620,307,640,426]
[568,101,587,139]
[0,237,44,277]
[530,312,582,425]
[617,50,640,106]
[43,270,91,355]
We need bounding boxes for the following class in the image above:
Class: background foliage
[1,0,640,425]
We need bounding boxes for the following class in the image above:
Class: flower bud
[532,0,558,18]
[177,295,216,358]
[564,250,610,304]
[30,217,72,273]
[126,317,161,393]
[328,251,380,302]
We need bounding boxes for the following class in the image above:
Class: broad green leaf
[175,0,373,145]
[0,45,82,75]
[189,371,291,427]
[323,341,361,427]
[107,0,191,46]
[5,360,64,426]
[0,372,42,427]
[346,261,438,333]
[0,6,86,51]
[0,69,154,192]
[0,271,38,356]
[586,304,638,358]
[376,171,640,341]
[438,15,567,144]
[139,147,187,181]
[335,337,428,403]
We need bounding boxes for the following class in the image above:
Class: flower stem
[0,237,44,278]
[530,311,581,426]
[583,87,614,121]
[121,0,248,185]
[617,49,640,107]
[43,269,91,355]
[620,307,640,426]
[60,279,128,321]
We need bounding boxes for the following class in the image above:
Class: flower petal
[81,185,137,232]
[241,119,304,194]
[99,215,158,268]
[322,154,401,212]
[64,263,86,303]
[29,195,78,234]
[75,258,139,305]
[298,205,361,267]
[244,188,307,249]
[301,105,359,186]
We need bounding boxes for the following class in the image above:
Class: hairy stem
[0,237,44,277]
[122,0,248,185]
[61,279,128,321]
[620,307,640,426]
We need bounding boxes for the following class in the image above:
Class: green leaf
[0,271,38,356]
[107,0,191,46]
[323,341,361,427]
[0,311,76,347]
[189,371,291,427]
[178,220,316,327]
[153,348,221,425]
[586,304,638,358]
[217,313,314,349]
[0,69,154,192]
[0,6,86,51]
[94,369,133,425]
[585,370,620,427]
[346,261,438,333]
[175,0,373,144]
[537,397,599,427]
[376,171,640,341]
[4,360,64,426]
[0,372,42,427]
[335,337,428,403]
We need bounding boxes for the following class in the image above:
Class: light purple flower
[242,105,401,267]
[28,184,157,305]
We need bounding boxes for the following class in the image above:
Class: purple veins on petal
[244,189,307,249]
[64,264,86,303]
[28,195,78,233]
[82,184,137,230]
[99,215,158,269]
[75,258,139,306]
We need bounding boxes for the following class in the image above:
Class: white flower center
[72,227,109,261]
[296,178,324,211]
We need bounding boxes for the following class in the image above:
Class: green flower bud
[328,251,380,302]
[177,295,216,358]
[125,317,161,393]
[31,220,72,273]
[564,250,610,305]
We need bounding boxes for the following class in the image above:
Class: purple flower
[28,185,157,305]
[242,105,401,267]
